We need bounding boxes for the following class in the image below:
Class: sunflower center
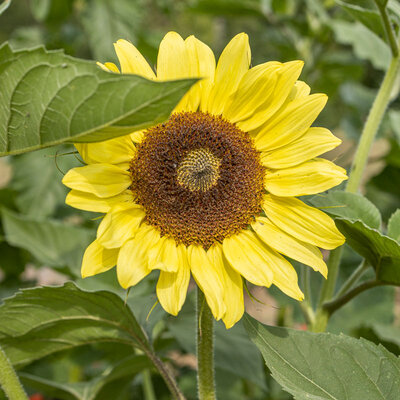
[176,148,221,192]
[130,111,265,248]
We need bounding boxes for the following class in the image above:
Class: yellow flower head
[63,32,347,328]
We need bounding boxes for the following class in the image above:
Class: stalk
[196,288,217,400]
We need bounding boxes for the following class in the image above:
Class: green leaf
[0,283,150,367]
[0,43,196,156]
[1,208,93,276]
[336,1,386,41]
[244,315,400,400]
[331,20,390,70]
[310,190,381,229]
[0,0,11,15]
[388,209,400,241]
[335,218,400,283]
[20,355,151,400]
[30,0,51,21]
[10,147,76,218]
[80,0,144,61]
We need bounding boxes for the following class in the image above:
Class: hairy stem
[0,345,28,400]
[374,0,399,57]
[197,288,216,400]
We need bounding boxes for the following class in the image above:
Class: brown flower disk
[130,111,265,248]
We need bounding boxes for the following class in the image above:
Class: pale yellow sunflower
[62,32,347,328]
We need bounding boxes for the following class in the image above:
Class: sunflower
[62,32,347,328]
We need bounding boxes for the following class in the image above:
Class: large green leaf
[20,355,151,400]
[309,190,381,229]
[335,218,400,283]
[0,283,150,367]
[244,315,400,400]
[1,208,93,276]
[331,20,390,70]
[0,43,196,156]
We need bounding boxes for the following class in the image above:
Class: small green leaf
[1,208,94,276]
[10,147,76,218]
[0,43,196,156]
[388,209,400,241]
[244,315,400,400]
[310,190,381,229]
[335,218,400,283]
[0,283,150,367]
[20,355,151,400]
[331,20,390,70]
[336,1,386,41]
[0,0,11,15]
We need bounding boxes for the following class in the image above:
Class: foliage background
[0,0,400,399]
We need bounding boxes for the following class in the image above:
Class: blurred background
[1,0,400,399]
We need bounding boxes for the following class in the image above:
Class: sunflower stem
[142,370,156,400]
[0,345,28,400]
[197,288,217,400]
[313,47,400,333]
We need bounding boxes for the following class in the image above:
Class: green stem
[141,347,185,400]
[375,0,399,58]
[335,259,369,298]
[0,346,28,400]
[197,288,216,400]
[317,246,344,308]
[313,52,400,332]
[142,370,156,400]
[300,267,315,325]
[323,280,386,315]
[346,54,400,193]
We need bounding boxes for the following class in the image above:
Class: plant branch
[335,259,369,298]
[142,347,185,400]
[323,280,387,315]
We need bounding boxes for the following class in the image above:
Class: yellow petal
[290,80,311,99]
[264,158,348,197]
[148,236,179,273]
[223,62,280,123]
[208,244,244,329]
[185,35,216,112]
[81,240,119,278]
[130,130,144,143]
[62,164,131,198]
[262,194,345,250]
[156,31,196,112]
[222,230,273,287]
[74,135,135,167]
[97,203,145,248]
[97,62,120,73]
[116,225,158,288]
[252,217,327,277]
[188,245,226,320]
[254,94,328,152]
[157,244,190,316]
[237,61,303,132]
[114,39,156,79]
[206,33,251,115]
[260,127,342,169]
[66,190,133,213]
